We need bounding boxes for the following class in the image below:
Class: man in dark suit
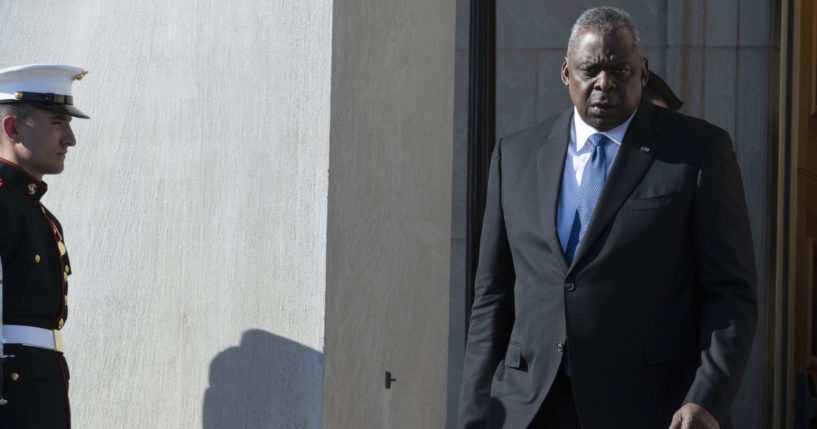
[458,7,756,429]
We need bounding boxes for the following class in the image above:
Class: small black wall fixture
[465,0,496,335]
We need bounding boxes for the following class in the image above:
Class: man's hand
[668,403,719,429]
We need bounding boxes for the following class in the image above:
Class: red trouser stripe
[54,352,71,429]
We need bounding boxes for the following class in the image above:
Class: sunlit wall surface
[0,1,332,427]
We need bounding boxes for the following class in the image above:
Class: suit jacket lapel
[537,109,573,270]
[568,101,662,272]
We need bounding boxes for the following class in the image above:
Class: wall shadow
[203,329,323,429]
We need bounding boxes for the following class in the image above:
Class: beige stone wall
[323,0,455,427]
[1,1,332,427]
[2,0,457,427]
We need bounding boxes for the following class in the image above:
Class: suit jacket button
[10,373,19,381]
[565,282,575,291]
[557,342,565,352]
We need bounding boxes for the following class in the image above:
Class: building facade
[1,0,815,428]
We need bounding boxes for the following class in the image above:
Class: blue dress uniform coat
[0,158,71,428]
[458,100,757,429]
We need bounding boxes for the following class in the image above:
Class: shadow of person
[203,329,323,429]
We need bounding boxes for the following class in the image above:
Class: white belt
[2,325,64,353]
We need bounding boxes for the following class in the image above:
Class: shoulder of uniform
[43,207,63,231]
[0,183,23,218]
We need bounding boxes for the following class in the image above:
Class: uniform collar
[0,158,48,202]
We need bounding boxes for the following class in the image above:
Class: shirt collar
[0,158,48,202]
[572,107,637,151]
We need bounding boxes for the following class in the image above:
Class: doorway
[781,0,817,427]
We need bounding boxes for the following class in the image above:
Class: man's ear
[2,116,21,143]
[561,57,570,86]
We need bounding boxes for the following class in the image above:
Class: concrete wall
[2,0,458,427]
[0,1,332,427]
[323,0,455,428]
[449,1,780,427]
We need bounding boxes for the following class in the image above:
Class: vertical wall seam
[735,0,742,150]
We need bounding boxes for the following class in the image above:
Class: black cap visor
[37,102,90,119]
[0,99,89,119]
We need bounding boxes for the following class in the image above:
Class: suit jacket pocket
[628,191,679,211]
[503,343,524,370]
[644,335,698,365]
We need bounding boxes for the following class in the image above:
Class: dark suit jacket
[458,100,757,429]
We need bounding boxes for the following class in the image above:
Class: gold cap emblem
[27,183,37,195]
[72,70,89,81]
[14,91,23,99]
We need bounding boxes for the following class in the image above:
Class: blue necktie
[562,133,609,377]
[565,133,609,264]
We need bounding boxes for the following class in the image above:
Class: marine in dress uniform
[0,64,89,429]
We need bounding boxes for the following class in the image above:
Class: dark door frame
[446,1,496,427]
[464,0,496,333]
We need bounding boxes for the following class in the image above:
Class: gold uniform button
[63,272,68,282]
[58,318,64,329]
[10,373,19,381]
[34,254,41,263]
[64,295,68,305]
[64,265,70,274]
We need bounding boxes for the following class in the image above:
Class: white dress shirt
[557,108,637,252]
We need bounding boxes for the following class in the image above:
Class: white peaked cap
[0,64,90,119]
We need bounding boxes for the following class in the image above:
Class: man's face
[561,28,647,131]
[8,107,76,179]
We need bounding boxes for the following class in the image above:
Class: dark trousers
[0,345,70,429]
[528,371,582,429]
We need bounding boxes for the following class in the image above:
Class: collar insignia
[27,183,37,195]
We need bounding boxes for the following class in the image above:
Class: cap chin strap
[11,91,74,105]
